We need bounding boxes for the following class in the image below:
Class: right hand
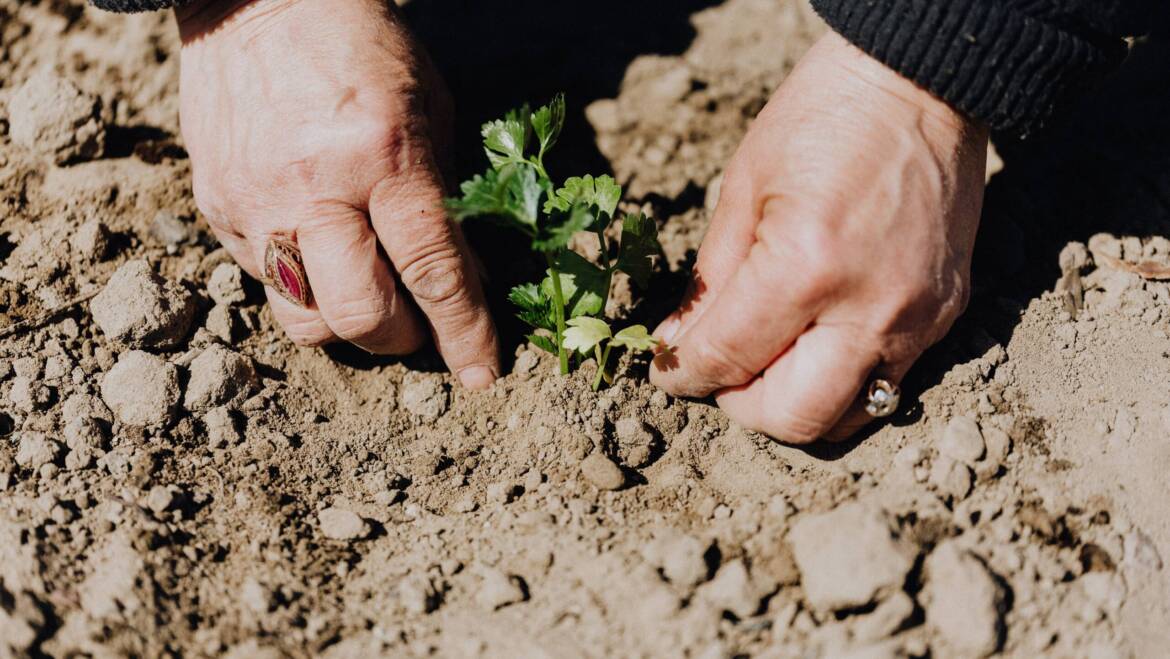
[176,0,500,389]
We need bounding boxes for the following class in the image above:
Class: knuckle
[753,220,840,302]
[688,336,756,386]
[399,243,468,308]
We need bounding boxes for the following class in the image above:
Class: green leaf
[610,325,659,352]
[615,212,660,288]
[532,203,595,252]
[509,283,555,331]
[446,164,542,231]
[482,106,531,168]
[501,164,542,228]
[542,250,610,319]
[446,170,504,221]
[543,174,622,219]
[532,94,565,157]
[527,333,558,355]
[563,317,612,354]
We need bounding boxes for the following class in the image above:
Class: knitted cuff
[809,0,1126,135]
[89,0,191,12]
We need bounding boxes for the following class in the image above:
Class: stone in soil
[922,541,1005,658]
[318,507,370,541]
[400,375,448,422]
[788,502,915,612]
[580,451,625,490]
[8,70,105,165]
[100,350,181,427]
[90,260,196,350]
[15,432,63,470]
[207,263,247,306]
[475,568,527,610]
[183,344,259,411]
[939,416,985,465]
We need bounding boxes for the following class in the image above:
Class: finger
[205,223,339,351]
[650,231,827,398]
[370,166,500,389]
[824,359,915,442]
[654,166,755,343]
[714,324,881,444]
[295,205,426,355]
[227,226,337,348]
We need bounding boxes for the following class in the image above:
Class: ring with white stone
[864,379,900,418]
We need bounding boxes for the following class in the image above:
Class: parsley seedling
[448,95,662,388]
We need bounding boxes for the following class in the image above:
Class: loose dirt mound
[1,1,1167,657]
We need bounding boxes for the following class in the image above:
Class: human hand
[176,0,499,388]
[650,32,988,441]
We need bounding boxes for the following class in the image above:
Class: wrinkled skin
[178,0,987,440]
[177,0,499,389]
[650,32,989,442]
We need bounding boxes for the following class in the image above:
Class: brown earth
[1,1,1169,657]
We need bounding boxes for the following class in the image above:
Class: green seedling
[447,94,662,388]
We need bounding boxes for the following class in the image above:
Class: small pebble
[580,452,625,491]
[318,507,370,541]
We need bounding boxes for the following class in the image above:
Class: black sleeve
[809,0,1165,135]
[89,0,189,11]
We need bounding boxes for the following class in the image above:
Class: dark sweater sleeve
[809,0,1162,135]
[89,0,190,11]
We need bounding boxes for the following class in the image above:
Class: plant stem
[591,343,613,391]
[545,252,570,375]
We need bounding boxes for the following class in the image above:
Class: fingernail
[656,316,681,344]
[458,365,497,390]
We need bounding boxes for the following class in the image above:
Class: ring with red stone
[263,235,312,308]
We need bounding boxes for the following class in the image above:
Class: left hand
[650,32,989,442]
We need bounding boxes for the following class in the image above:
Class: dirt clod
[939,416,986,465]
[91,260,196,350]
[696,558,764,619]
[922,542,1005,658]
[580,451,625,490]
[100,350,181,426]
[207,263,247,306]
[182,344,258,411]
[318,507,369,541]
[475,568,527,610]
[400,374,448,422]
[15,432,62,470]
[613,416,660,468]
[8,70,105,165]
[789,502,915,611]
